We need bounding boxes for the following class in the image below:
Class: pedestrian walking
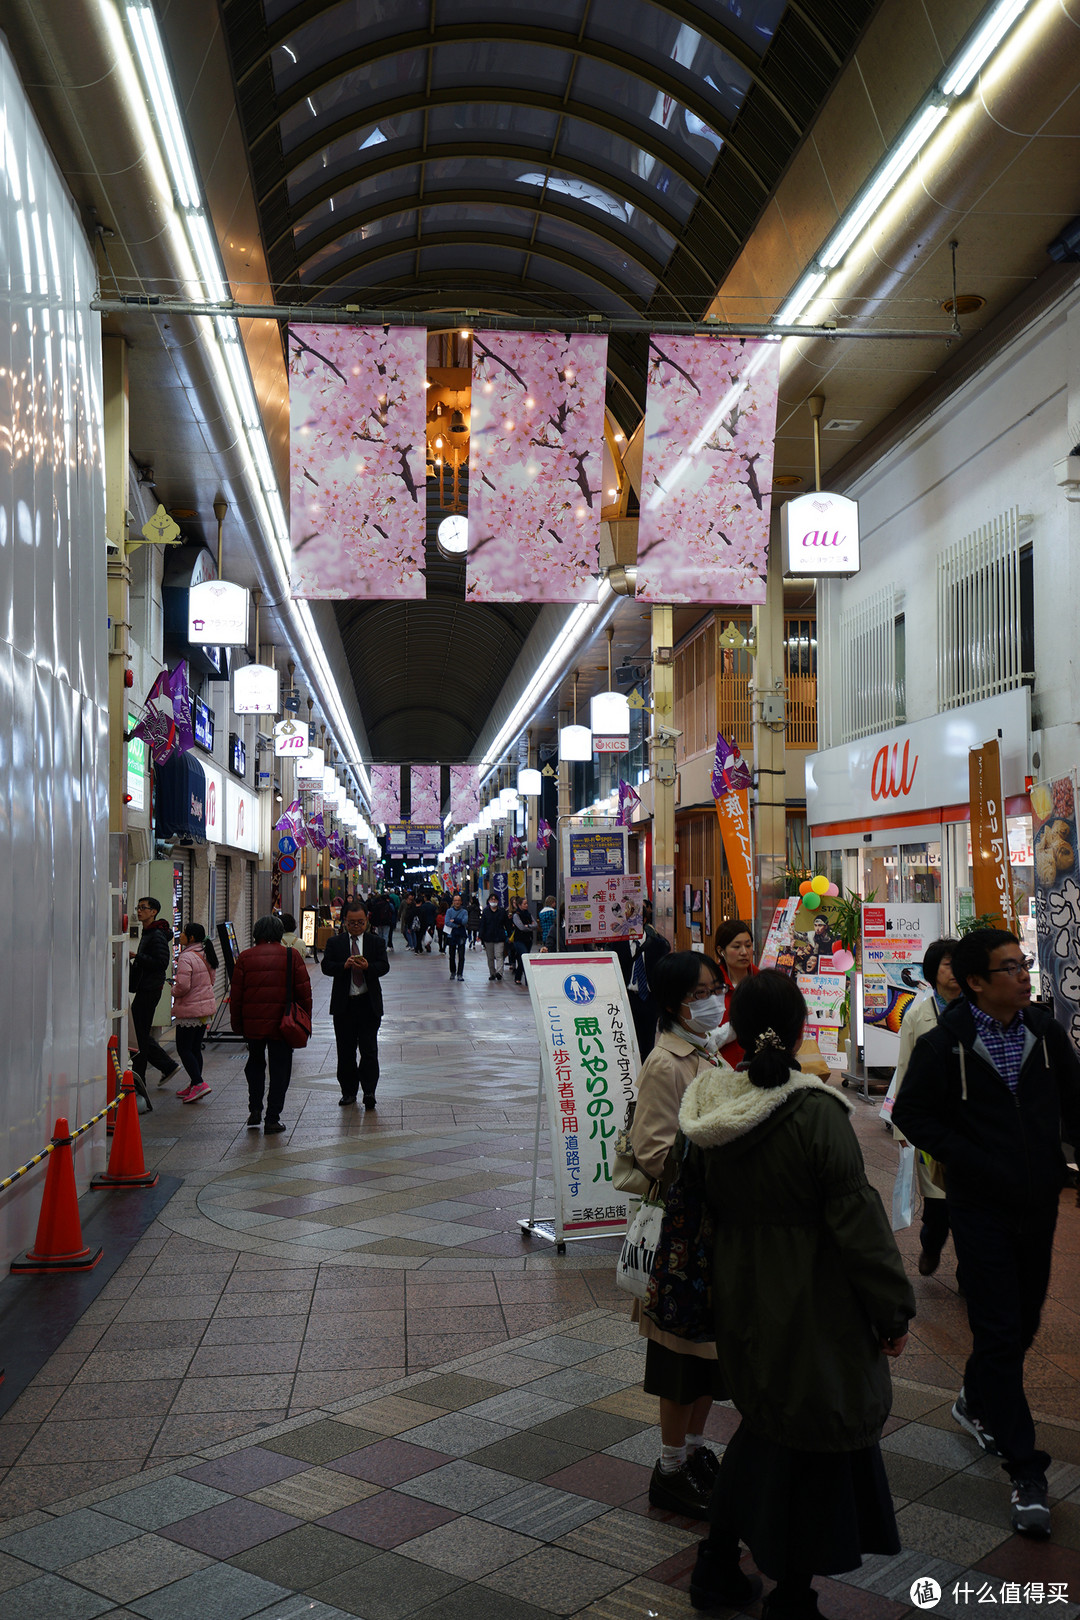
[479,892,509,981]
[538,894,558,950]
[230,914,312,1134]
[129,895,178,1099]
[682,970,915,1615]
[444,892,469,980]
[467,894,482,948]
[322,898,390,1108]
[893,928,1080,1540]
[614,918,670,1058]
[171,923,218,1102]
[435,904,447,954]
[508,900,535,984]
[417,892,437,953]
[279,912,300,950]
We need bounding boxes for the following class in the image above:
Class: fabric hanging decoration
[711,731,755,923]
[466,329,608,602]
[306,811,328,852]
[449,764,480,823]
[369,765,401,824]
[289,324,427,600]
[617,779,641,827]
[712,732,752,796]
[636,336,781,604]
[168,661,195,754]
[273,798,304,834]
[410,765,441,825]
[128,669,177,766]
[536,817,553,853]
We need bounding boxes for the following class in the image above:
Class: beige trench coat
[890,993,946,1199]
[628,1028,719,1360]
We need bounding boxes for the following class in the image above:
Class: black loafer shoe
[648,1460,711,1521]
[690,1541,763,1612]
[264,1120,286,1134]
[363,1094,377,1109]
[338,1094,357,1106]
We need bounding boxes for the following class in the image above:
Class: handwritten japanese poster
[1032,774,1080,1054]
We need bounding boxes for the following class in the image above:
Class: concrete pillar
[751,522,788,949]
[650,606,676,946]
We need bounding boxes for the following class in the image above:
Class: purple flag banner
[129,669,177,766]
[289,325,427,600]
[168,661,195,754]
[617,779,641,827]
[410,765,441,825]
[370,766,400,824]
[537,817,554,853]
[712,732,753,798]
[636,336,781,604]
[274,798,304,834]
[449,764,480,824]
[306,812,328,851]
[467,330,608,602]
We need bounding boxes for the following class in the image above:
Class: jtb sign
[781,491,860,578]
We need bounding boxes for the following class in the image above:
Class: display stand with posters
[860,903,942,1067]
[520,952,641,1252]
[758,896,849,1071]
[1031,773,1080,1053]
[560,821,643,944]
[205,919,245,1044]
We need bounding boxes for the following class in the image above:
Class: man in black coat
[613,922,671,1059]
[322,898,390,1108]
[416,893,437,953]
[894,928,1080,1541]
[130,896,178,1091]
[478,892,510,981]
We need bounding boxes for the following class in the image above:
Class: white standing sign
[861,902,942,1066]
[234,664,280,715]
[188,579,250,646]
[523,952,641,1244]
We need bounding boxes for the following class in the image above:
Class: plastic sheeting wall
[0,39,110,1265]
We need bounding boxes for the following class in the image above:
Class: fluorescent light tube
[941,0,1033,95]
[775,268,827,325]
[818,102,948,270]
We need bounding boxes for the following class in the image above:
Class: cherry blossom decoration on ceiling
[410,765,442,825]
[289,325,427,600]
[466,330,609,603]
[636,337,781,605]
[369,765,401,825]
[450,765,480,823]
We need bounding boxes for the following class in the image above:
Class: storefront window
[862,844,900,902]
[901,842,941,905]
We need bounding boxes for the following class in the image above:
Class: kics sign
[781,491,860,578]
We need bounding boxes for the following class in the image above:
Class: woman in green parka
[679,970,916,1619]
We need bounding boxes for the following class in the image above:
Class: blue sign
[278,855,297,874]
[278,835,297,856]
[193,696,214,752]
[569,832,624,877]
[229,733,246,778]
[563,973,596,1005]
[491,873,508,908]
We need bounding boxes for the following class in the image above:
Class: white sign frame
[233,664,280,715]
[295,745,325,780]
[781,490,860,578]
[274,718,309,757]
[203,763,224,844]
[521,952,641,1247]
[861,902,942,1066]
[188,579,250,646]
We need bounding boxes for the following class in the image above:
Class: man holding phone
[322,899,390,1108]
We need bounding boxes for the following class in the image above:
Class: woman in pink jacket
[171,924,219,1102]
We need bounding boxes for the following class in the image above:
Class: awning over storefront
[155,751,207,842]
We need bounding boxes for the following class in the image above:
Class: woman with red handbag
[230,914,312,1134]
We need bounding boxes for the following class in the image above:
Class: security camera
[651,726,682,745]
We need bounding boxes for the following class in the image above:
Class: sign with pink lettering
[781,491,860,577]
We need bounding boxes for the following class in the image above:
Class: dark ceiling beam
[266,88,742,247]
[294,188,699,317]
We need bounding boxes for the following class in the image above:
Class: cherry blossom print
[466,330,609,603]
[369,765,401,824]
[410,765,441,825]
[289,324,427,600]
[636,336,781,605]
[449,765,480,823]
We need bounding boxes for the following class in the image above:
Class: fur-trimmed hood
[679,1060,853,1149]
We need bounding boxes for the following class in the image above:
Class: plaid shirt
[970,1003,1026,1094]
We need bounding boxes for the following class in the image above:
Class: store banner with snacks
[969,740,1018,929]
[1031,774,1080,1054]
[759,889,852,1071]
[523,953,641,1243]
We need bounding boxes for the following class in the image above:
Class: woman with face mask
[626,951,728,1522]
[713,918,757,1064]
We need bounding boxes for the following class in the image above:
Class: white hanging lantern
[499,787,519,810]
[590,690,630,752]
[517,767,542,796]
[559,723,592,761]
[295,746,325,780]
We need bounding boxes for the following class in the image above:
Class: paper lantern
[802,892,821,910]
[559,724,592,761]
[517,767,542,796]
[811,875,829,895]
[589,690,630,752]
[188,580,249,646]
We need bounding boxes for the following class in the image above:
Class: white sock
[686,1433,706,1453]
[659,1442,687,1474]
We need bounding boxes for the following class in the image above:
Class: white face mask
[688,993,725,1032]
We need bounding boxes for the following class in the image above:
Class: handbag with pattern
[643,1138,715,1343]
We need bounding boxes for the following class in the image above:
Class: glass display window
[901,841,941,904]
[862,844,900,903]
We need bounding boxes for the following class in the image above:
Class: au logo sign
[781,491,860,578]
[871,741,918,801]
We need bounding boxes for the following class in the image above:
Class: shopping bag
[880,1067,899,1124]
[892,1143,915,1230]
[644,1144,715,1343]
[616,1196,664,1300]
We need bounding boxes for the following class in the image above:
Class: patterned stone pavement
[1,940,1079,1617]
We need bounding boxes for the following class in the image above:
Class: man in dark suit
[322,898,390,1108]
[614,921,671,1059]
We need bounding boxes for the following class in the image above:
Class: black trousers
[334,998,381,1100]
[920,1194,950,1255]
[131,987,174,1078]
[949,1203,1057,1483]
[175,1024,205,1086]
[245,1039,294,1122]
[448,935,465,976]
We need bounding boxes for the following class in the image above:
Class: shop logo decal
[871,740,918,801]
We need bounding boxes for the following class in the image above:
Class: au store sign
[806,688,1031,826]
[274,719,309,757]
[781,491,860,578]
[225,781,260,853]
[188,580,250,646]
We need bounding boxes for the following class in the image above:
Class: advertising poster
[969,740,1018,930]
[1031,774,1080,1054]
[386,823,443,857]
[524,953,641,1239]
[566,875,643,944]
[568,831,626,876]
[861,903,942,1066]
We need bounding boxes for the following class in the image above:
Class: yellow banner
[714,788,754,924]
[968,740,1017,930]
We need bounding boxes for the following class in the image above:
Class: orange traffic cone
[11,1118,103,1272]
[106,1035,122,1136]
[91,1071,158,1189]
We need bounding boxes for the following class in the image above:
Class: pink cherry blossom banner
[369,766,400,824]
[636,336,781,604]
[449,765,480,823]
[289,325,427,599]
[466,330,608,602]
[410,766,441,825]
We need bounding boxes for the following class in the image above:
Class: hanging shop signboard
[224,780,260,854]
[969,740,1018,931]
[233,663,280,715]
[386,823,443,857]
[523,952,641,1243]
[781,491,860,578]
[273,718,308,757]
[188,580,250,646]
[295,745,325,780]
[229,733,247,779]
[203,763,223,844]
[193,696,214,753]
[567,831,626,877]
[565,874,644,944]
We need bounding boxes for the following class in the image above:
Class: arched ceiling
[219,0,882,762]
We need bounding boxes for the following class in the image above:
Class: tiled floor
[1,940,1079,1617]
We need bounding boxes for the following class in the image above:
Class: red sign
[870,741,918,801]
[863,906,886,938]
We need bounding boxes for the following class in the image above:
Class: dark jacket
[468,898,482,930]
[614,926,671,1058]
[479,903,509,943]
[509,906,535,951]
[682,1064,915,1452]
[417,901,437,932]
[322,927,390,1019]
[131,918,173,994]
[230,943,311,1040]
[892,996,1080,1217]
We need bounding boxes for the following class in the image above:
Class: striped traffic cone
[91,1072,158,1189]
[11,1118,103,1272]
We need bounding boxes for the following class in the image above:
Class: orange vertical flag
[968,740,1017,930]
[714,788,755,925]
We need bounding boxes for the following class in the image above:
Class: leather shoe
[264,1120,286,1134]
[648,1459,711,1520]
[918,1247,942,1275]
[338,1094,357,1106]
[690,1541,763,1612]
[246,1111,262,1128]
[363,1094,377,1109]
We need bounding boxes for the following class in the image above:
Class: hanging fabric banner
[410,765,442,825]
[714,788,755,926]
[289,325,427,600]
[636,336,781,604]
[449,764,480,823]
[969,740,1018,930]
[370,766,401,825]
[466,330,608,602]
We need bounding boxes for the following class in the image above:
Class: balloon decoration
[799,880,812,895]
[825,882,840,897]
[831,946,855,973]
[810,875,829,895]
[802,892,822,910]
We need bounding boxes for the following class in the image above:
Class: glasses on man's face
[684,983,718,1004]
[987,957,1033,978]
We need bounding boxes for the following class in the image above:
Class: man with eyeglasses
[894,928,1080,1542]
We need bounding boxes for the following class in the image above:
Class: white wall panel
[0,38,109,1265]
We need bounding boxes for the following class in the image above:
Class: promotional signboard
[126,714,146,812]
[565,874,643,943]
[386,823,443,857]
[523,952,641,1243]
[224,780,260,854]
[302,909,316,947]
[781,491,860,578]
[188,580,249,646]
[861,902,942,1066]
[567,831,626,876]
[969,739,1018,930]
[193,695,214,752]
[296,746,325,780]
[1032,774,1080,1053]
[234,663,280,715]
